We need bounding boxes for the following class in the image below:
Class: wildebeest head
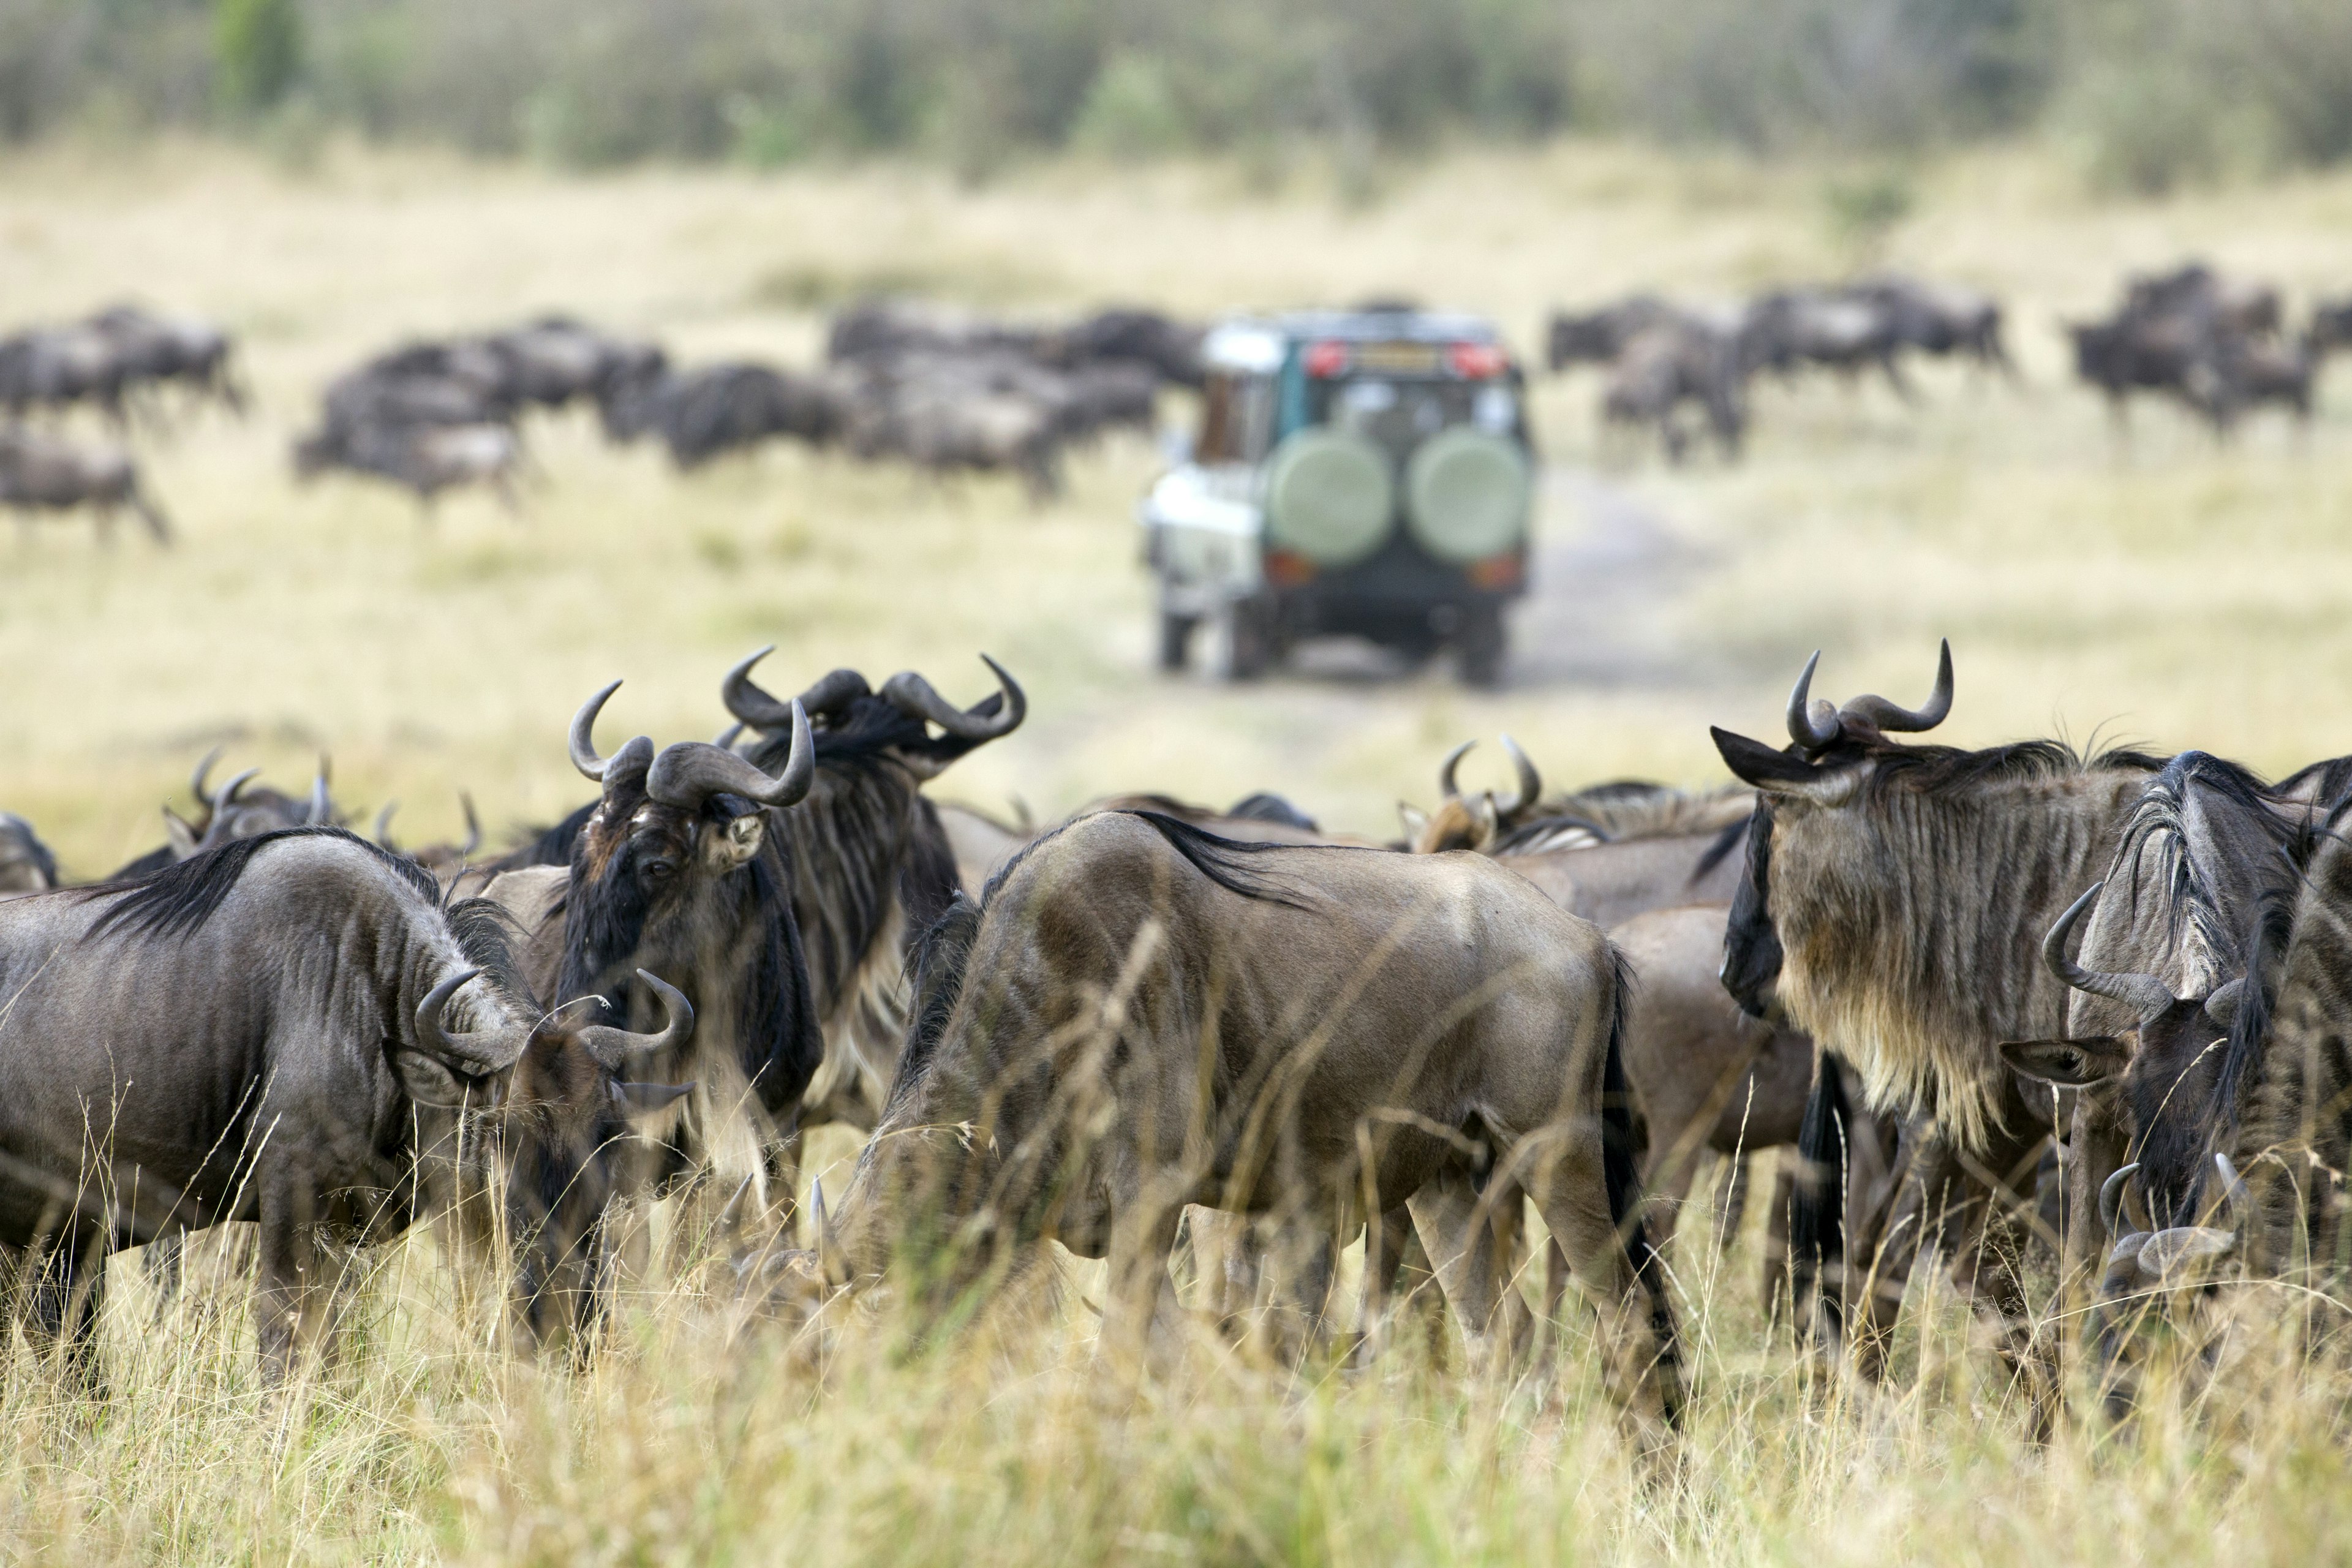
[0,812,58,892]
[720,647,1026,784]
[1401,735,1542,853]
[1711,641,2168,1148]
[558,679,823,1135]
[405,960,694,1352]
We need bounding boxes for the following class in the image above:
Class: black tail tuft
[1787,1051,1853,1343]
[1599,942,1683,1427]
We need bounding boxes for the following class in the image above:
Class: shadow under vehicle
[1140,307,1534,687]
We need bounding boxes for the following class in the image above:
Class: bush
[213,0,301,113]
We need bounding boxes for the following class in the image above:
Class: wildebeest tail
[1599,941,1683,1427]
[1787,1051,1853,1343]
[1125,810,1316,910]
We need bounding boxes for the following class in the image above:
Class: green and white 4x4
[1140,306,1532,686]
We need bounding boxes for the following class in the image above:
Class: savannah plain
[4,138,2352,1562]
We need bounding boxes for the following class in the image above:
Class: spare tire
[1262,429,1393,568]
[1403,428,1529,565]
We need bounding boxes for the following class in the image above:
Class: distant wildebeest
[2071,263,2300,437]
[1712,643,2168,1411]
[754,810,1683,1431]
[1844,275,2014,378]
[108,750,339,881]
[90,304,246,418]
[1602,325,1746,464]
[1738,288,1912,399]
[0,425,170,545]
[0,828,693,1374]
[480,315,663,415]
[1051,307,1206,388]
[0,323,129,423]
[374,793,486,875]
[606,362,846,469]
[1545,295,1695,371]
[841,366,1065,499]
[2311,297,2352,365]
[0,812,59,893]
[2069,314,2236,433]
[2127,263,2282,341]
[295,418,525,511]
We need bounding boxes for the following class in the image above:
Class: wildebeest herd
[1549,262,2352,463]
[9,636,2348,1452]
[296,300,1202,507]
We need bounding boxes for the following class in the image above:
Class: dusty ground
[4,140,2350,881]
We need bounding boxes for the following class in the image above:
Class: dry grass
[4,135,2352,1562]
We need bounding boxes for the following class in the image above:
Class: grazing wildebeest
[1738,288,1912,399]
[0,812,59,893]
[759,810,1683,1430]
[0,425,170,544]
[0,828,693,1373]
[1845,275,2014,378]
[716,649,1026,1135]
[1713,643,2167,1408]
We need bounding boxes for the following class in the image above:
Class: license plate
[1352,341,1442,374]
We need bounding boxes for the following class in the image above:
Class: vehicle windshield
[1194,372,1275,463]
[1309,374,1520,464]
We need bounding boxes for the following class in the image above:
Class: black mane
[83,826,434,944]
[1861,737,2168,800]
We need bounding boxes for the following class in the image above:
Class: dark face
[562,783,768,1019]
[1721,795,1784,1019]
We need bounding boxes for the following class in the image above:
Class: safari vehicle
[1140,306,1532,686]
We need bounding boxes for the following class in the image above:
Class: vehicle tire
[1158,610,1198,673]
[1456,602,1506,689]
[1212,597,1276,682]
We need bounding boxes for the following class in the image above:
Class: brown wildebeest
[760,810,1683,1434]
[1602,323,1745,465]
[0,425,170,544]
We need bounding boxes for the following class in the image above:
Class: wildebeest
[557,682,824,1197]
[0,425,171,545]
[1845,275,2013,377]
[2127,263,2282,341]
[1713,644,2178,1408]
[605,362,847,469]
[108,750,339,881]
[0,812,59,893]
[1738,288,1912,399]
[760,810,1683,1430]
[374,794,486,875]
[1601,324,1745,464]
[0,322,129,422]
[0,828,692,1373]
[295,418,525,511]
[838,355,1068,499]
[715,649,1026,1136]
[90,304,246,418]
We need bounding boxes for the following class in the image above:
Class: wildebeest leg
[1525,1136,1681,1434]
[1714,1154,1751,1253]
[23,1226,108,1389]
[130,486,171,545]
[1098,1191,1184,1373]
[93,505,116,550]
[1638,1145,1699,1267]
[254,1178,332,1379]
[1880,351,1918,404]
[1759,1158,1797,1311]
[1406,1166,1531,1369]
[142,1234,184,1317]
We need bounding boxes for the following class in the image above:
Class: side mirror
[1157,426,1195,466]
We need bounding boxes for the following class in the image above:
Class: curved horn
[879,655,1025,742]
[715,722,745,752]
[645,701,813,812]
[2215,1152,2252,1225]
[1842,638,1954,734]
[716,1174,756,1240]
[306,757,333,825]
[413,968,518,1075]
[569,680,637,782]
[576,968,696,1070]
[1438,741,1475,801]
[211,767,260,820]
[721,645,872,730]
[1499,734,1541,818]
[2101,1162,2143,1238]
[456,792,481,858]
[188,745,223,809]
[1786,651,1843,751]
[2043,881,2177,1022]
[374,801,400,850]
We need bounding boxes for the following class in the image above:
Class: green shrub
[213,0,301,113]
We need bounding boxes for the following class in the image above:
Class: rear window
[1308,374,1521,465]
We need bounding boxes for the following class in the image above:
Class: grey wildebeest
[1601,323,1745,465]
[90,304,246,418]
[0,322,129,422]
[0,425,170,545]
[1738,288,1912,399]
[605,362,846,469]
[1713,643,2168,1408]
[0,812,59,892]
[1845,275,2014,379]
[0,827,693,1374]
[761,810,1683,1432]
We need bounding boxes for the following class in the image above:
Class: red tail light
[1264,549,1317,587]
[1303,340,1351,378]
[1449,342,1507,379]
[1465,553,1522,590]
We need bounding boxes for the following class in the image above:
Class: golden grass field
[4,137,2352,1562]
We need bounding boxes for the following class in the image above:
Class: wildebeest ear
[610,1080,693,1125]
[708,812,764,870]
[1999,1036,2131,1087]
[1398,802,1429,843]
[391,1049,488,1109]
[1711,727,1825,788]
